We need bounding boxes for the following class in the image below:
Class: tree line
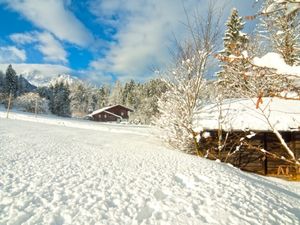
[0,65,36,99]
[0,64,167,123]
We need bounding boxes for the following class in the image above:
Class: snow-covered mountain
[49,74,79,86]
[19,70,54,87]
[0,63,73,87]
[21,72,78,87]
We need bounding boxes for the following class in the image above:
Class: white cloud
[2,0,93,47]
[89,0,195,81]
[10,31,67,63]
[2,0,258,84]
[10,33,36,44]
[0,46,26,63]
[88,0,258,81]
[36,32,67,63]
[78,69,114,85]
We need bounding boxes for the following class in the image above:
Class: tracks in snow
[0,119,300,225]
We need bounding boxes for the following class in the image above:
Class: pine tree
[0,71,4,92]
[69,82,89,115]
[88,91,98,112]
[17,75,25,96]
[97,85,110,108]
[37,86,51,99]
[109,80,123,105]
[222,8,248,57]
[4,64,18,97]
[259,0,300,65]
[49,81,71,117]
[217,8,249,97]
[123,79,136,107]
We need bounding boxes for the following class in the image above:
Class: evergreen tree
[37,86,51,99]
[222,8,248,57]
[97,85,110,108]
[70,82,89,115]
[49,81,71,117]
[259,0,300,65]
[4,64,18,97]
[0,71,4,92]
[109,80,123,105]
[123,79,136,107]
[17,75,25,96]
[217,8,249,97]
[88,91,98,112]
[126,79,167,124]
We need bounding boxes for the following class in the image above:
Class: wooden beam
[263,133,268,175]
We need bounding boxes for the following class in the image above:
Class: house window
[104,114,107,118]
[121,112,124,116]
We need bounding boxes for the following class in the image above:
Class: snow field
[0,106,151,136]
[0,118,300,225]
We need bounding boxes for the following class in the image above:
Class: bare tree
[154,3,223,155]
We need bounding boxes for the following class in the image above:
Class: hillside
[0,112,299,225]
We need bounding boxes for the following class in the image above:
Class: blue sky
[0,0,259,85]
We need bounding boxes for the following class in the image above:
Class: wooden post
[263,133,268,175]
[6,91,12,119]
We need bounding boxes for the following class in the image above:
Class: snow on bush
[15,92,49,114]
[155,54,208,155]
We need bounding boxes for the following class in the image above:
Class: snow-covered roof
[193,98,300,132]
[103,110,123,119]
[253,52,300,77]
[89,104,133,117]
[89,106,112,116]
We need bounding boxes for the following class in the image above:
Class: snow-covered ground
[0,106,151,136]
[0,112,300,225]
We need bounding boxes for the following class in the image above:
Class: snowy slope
[0,117,300,224]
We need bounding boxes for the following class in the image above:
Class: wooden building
[88,105,133,122]
[193,98,300,176]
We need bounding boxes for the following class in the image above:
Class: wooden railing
[277,165,300,176]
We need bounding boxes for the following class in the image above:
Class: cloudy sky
[0,0,259,84]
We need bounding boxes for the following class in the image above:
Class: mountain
[0,63,73,87]
[18,75,37,93]
[0,72,36,94]
[19,70,51,87]
[49,74,79,86]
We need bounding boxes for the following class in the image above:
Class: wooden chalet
[193,98,300,177]
[88,104,133,122]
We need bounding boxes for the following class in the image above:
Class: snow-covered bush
[154,55,208,154]
[15,92,49,114]
[154,3,222,155]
